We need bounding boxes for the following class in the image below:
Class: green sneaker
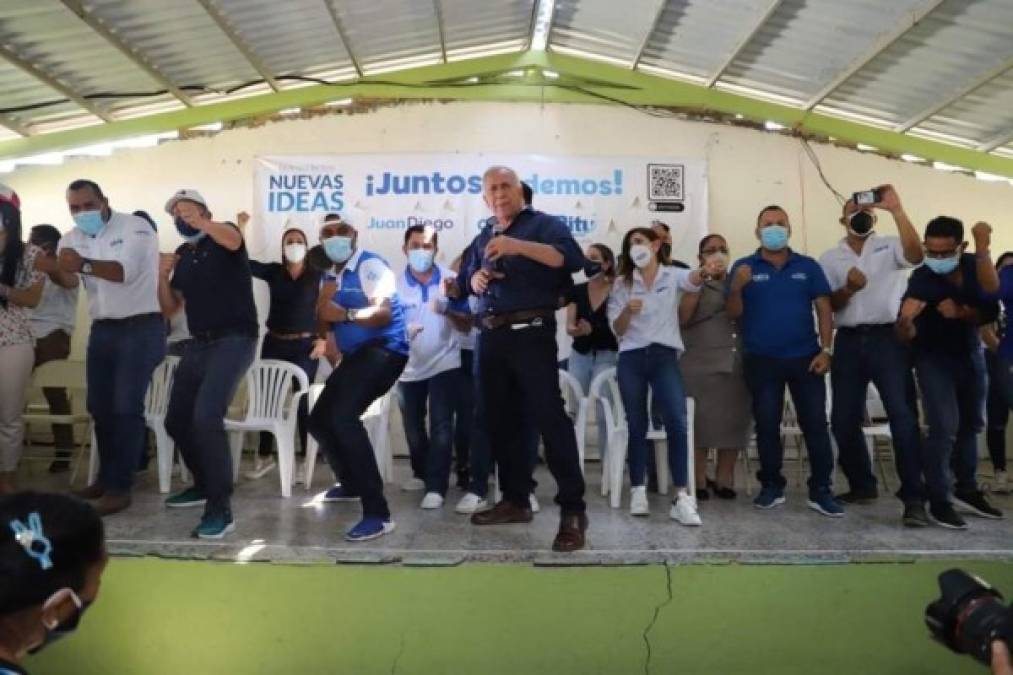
[165,487,206,509]
[192,511,235,540]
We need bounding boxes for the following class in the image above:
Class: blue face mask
[322,235,353,264]
[73,210,106,237]
[760,224,789,251]
[924,255,960,275]
[408,249,434,274]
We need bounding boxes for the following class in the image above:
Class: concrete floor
[16,452,1013,566]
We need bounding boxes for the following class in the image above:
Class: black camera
[852,188,883,206]
[926,569,1013,666]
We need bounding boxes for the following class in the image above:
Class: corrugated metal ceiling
[0,0,1009,157]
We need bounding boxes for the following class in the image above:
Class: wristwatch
[345,308,357,323]
[80,258,94,275]
[822,346,834,357]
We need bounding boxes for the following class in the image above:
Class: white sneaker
[630,486,649,516]
[401,477,426,492]
[455,492,489,514]
[994,470,1009,494]
[670,493,702,526]
[529,493,541,513]
[420,492,444,509]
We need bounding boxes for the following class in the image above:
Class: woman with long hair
[607,226,720,524]
[0,186,44,494]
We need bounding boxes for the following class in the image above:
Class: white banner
[251,154,708,268]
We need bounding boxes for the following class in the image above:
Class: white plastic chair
[149,356,181,493]
[22,360,93,483]
[301,385,394,490]
[589,368,696,508]
[862,384,894,491]
[558,369,589,473]
[225,359,308,498]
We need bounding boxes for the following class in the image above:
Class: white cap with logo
[164,189,207,214]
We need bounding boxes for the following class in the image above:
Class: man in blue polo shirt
[307,217,409,542]
[727,204,842,517]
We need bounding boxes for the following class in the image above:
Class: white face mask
[630,244,653,269]
[284,243,307,264]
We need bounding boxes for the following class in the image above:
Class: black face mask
[848,211,875,237]
[28,597,91,655]
[173,216,202,241]
[583,260,603,278]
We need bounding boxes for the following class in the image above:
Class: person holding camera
[727,205,841,517]
[817,185,928,526]
[158,190,258,539]
[896,218,1001,528]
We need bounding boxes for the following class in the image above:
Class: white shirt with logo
[607,265,701,353]
[58,211,160,321]
[397,263,461,382]
[818,233,913,327]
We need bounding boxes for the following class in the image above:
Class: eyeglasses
[923,247,960,260]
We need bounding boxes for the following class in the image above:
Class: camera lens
[926,569,1013,665]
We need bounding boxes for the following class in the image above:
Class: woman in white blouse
[607,227,721,524]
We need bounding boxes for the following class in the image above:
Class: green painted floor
[27,558,1013,675]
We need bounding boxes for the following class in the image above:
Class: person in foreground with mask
[727,205,842,517]
[396,225,469,509]
[0,492,107,674]
[236,211,324,470]
[818,185,929,526]
[157,190,258,538]
[609,227,718,522]
[307,217,409,541]
[897,217,1002,527]
[679,233,750,500]
[58,180,164,516]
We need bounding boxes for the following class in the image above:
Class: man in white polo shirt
[57,179,165,515]
[396,224,469,509]
[818,184,926,527]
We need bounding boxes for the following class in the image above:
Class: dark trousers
[478,321,585,513]
[830,326,925,502]
[453,350,476,483]
[33,329,75,453]
[308,344,407,519]
[258,334,319,456]
[87,315,165,494]
[617,345,690,487]
[986,350,1008,472]
[165,335,256,514]
[397,368,459,496]
[914,349,984,503]
[743,353,834,495]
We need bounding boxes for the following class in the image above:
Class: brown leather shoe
[73,483,105,500]
[552,513,588,552]
[470,500,533,525]
[94,493,132,516]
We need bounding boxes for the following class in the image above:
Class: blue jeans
[914,348,984,503]
[568,348,618,461]
[743,353,834,495]
[86,314,166,494]
[617,345,689,488]
[165,335,257,514]
[397,368,459,496]
[830,326,924,502]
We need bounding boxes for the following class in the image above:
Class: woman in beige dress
[679,234,752,499]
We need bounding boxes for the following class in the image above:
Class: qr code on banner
[647,164,684,201]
